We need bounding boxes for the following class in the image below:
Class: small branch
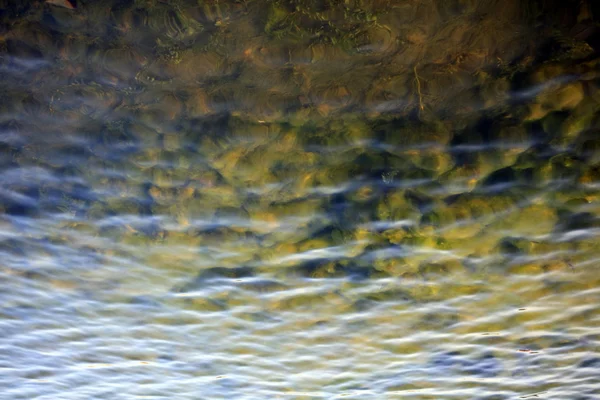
[413,64,424,116]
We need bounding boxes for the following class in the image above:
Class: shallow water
[1,0,600,398]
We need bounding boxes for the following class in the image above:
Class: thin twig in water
[414,64,424,116]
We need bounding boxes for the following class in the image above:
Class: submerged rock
[526,82,585,121]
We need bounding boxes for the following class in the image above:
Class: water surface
[1,0,600,398]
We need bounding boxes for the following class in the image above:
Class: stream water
[1,0,600,398]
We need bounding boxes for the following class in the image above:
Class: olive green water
[1,0,600,398]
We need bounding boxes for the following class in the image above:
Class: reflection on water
[1,0,600,398]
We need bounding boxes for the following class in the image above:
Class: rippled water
[1,1,600,398]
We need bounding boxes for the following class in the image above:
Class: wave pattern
[1,0,600,398]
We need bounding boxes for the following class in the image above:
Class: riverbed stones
[526,82,586,121]
[2,6,600,384]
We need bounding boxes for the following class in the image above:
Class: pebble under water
[1,0,600,398]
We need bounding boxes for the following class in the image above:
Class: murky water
[1,0,600,398]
